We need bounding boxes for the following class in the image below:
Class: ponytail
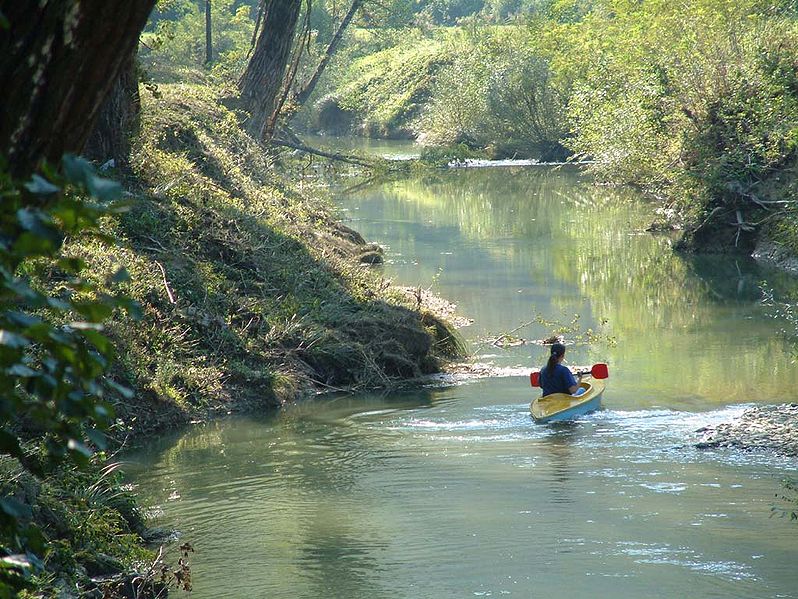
[544,342,566,375]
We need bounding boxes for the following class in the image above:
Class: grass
[67,81,465,432]
[14,77,466,597]
[316,33,454,137]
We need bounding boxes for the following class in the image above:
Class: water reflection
[340,166,798,406]
[540,424,581,505]
[124,161,798,599]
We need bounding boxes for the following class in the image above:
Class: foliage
[315,25,568,158]
[553,0,798,248]
[419,143,486,165]
[0,156,139,595]
[418,26,568,158]
[315,0,798,249]
[142,0,257,81]
[327,34,453,137]
[419,40,490,146]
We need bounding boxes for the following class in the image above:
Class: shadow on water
[275,387,444,425]
[298,521,391,599]
[681,254,798,303]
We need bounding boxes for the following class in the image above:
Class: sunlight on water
[125,161,798,599]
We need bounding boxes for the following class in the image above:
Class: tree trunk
[205,0,213,65]
[0,0,156,178]
[294,0,363,108]
[238,0,302,141]
[83,55,141,169]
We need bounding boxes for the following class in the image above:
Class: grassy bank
[88,82,465,432]
[9,80,465,596]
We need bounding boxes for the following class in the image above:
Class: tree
[0,3,153,592]
[0,0,157,178]
[83,55,142,169]
[293,0,364,108]
[206,0,213,64]
[238,0,303,140]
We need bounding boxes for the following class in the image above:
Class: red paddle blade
[530,371,540,387]
[591,363,609,379]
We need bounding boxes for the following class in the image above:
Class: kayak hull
[530,380,605,423]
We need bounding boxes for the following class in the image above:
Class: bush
[0,155,139,594]
[554,0,798,248]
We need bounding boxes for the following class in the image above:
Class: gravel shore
[696,403,798,457]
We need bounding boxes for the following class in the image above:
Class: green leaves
[62,154,123,203]
[0,154,141,586]
[23,175,59,196]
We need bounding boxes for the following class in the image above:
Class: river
[124,144,798,598]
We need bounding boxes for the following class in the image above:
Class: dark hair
[545,342,566,374]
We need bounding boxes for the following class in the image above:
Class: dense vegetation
[141,0,798,252]
[179,0,790,254]
[2,0,797,594]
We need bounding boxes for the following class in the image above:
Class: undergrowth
[70,82,465,434]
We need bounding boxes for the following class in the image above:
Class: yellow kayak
[530,379,605,423]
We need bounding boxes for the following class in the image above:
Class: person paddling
[539,342,584,397]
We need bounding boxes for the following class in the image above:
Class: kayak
[530,379,605,423]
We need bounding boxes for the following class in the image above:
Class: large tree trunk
[83,55,141,169]
[0,0,156,178]
[238,0,302,141]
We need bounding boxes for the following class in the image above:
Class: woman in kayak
[539,342,584,397]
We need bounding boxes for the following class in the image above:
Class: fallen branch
[272,138,376,167]
[155,261,176,304]
[486,319,535,347]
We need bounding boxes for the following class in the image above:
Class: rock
[358,245,384,264]
[752,240,798,273]
[695,404,798,456]
[82,552,125,577]
[646,220,679,232]
[331,222,366,245]
[359,251,383,264]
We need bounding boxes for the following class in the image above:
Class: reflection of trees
[125,391,445,598]
[346,166,798,404]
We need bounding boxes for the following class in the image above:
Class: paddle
[530,363,609,387]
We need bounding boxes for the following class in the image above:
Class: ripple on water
[614,541,756,582]
[638,482,689,494]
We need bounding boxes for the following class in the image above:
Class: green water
[125,160,798,598]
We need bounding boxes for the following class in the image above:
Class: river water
[124,149,798,598]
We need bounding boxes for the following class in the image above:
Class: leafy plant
[0,154,139,594]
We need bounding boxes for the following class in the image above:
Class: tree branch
[272,138,375,167]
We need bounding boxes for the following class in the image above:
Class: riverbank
[300,6,798,256]
[696,404,798,457]
[87,82,467,437]
[12,82,467,598]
